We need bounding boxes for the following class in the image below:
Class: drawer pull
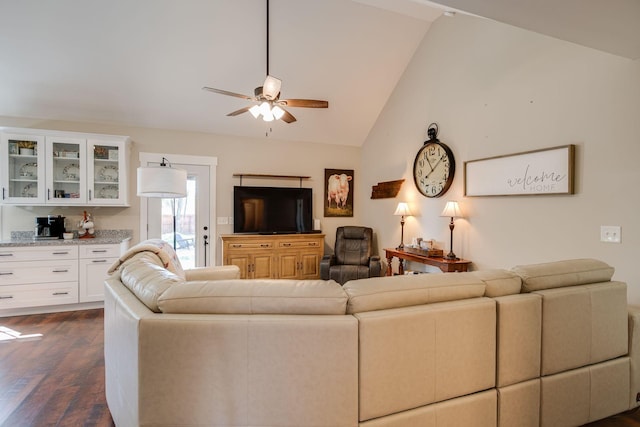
[91,250,108,253]
[0,253,14,257]
[0,295,14,299]
[231,244,242,248]
[52,252,70,255]
[282,243,292,247]
[52,269,69,273]
[53,292,69,296]
[92,259,108,263]
[260,244,269,248]
[0,272,14,276]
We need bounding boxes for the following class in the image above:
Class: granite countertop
[0,230,133,247]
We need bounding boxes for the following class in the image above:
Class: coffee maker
[35,215,66,239]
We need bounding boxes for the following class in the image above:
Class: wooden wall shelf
[233,173,311,186]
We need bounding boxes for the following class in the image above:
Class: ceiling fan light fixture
[249,105,261,118]
[259,101,271,116]
[272,105,285,120]
[262,110,275,122]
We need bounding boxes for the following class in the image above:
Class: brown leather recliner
[320,226,381,285]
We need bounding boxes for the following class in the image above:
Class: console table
[384,248,471,274]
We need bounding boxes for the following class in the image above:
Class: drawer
[0,260,79,285]
[0,282,79,309]
[278,240,322,249]
[0,246,78,262]
[227,242,273,249]
[79,244,121,259]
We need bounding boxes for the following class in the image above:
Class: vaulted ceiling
[1,0,637,147]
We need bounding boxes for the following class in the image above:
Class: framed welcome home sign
[464,145,575,197]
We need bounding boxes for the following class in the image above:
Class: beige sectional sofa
[104,241,640,427]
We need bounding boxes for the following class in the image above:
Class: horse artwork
[324,168,354,217]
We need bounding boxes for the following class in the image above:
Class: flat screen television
[233,186,314,234]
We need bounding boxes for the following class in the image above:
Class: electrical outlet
[600,225,621,243]
[217,217,228,225]
[228,216,234,225]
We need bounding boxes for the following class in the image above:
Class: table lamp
[394,202,412,250]
[440,201,463,260]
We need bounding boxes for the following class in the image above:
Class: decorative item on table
[440,201,463,260]
[78,210,95,238]
[393,202,412,250]
[405,238,444,258]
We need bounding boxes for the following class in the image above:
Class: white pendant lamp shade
[137,165,187,198]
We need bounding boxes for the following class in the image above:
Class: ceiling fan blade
[280,99,328,108]
[280,109,297,123]
[263,75,282,100]
[227,106,252,117]
[202,86,255,101]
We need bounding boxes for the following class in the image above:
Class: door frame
[138,152,218,266]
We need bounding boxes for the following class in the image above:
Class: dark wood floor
[0,309,114,427]
[0,309,639,426]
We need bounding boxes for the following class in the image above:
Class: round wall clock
[412,123,455,198]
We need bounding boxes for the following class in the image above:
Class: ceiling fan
[202,0,328,124]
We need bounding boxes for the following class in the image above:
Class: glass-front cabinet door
[87,139,127,205]
[1,133,46,204]
[45,136,87,204]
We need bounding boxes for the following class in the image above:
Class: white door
[139,153,217,268]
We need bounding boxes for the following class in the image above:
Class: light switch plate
[600,226,621,243]
[217,217,228,225]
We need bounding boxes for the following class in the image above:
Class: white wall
[0,117,362,264]
[360,14,640,303]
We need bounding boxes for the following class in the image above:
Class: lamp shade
[440,201,463,218]
[137,165,187,198]
[394,202,412,217]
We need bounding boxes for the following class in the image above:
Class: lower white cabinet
[0,242,126,311]
[79,244,121,302]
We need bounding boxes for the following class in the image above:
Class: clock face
[413,141,455,198]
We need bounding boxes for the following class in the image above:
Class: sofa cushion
[512,258,614,292]
[119,252,183,312]
[471,269,522,297]
[343,273,486,314]
[157,279,348,315]
[108,238,186,280]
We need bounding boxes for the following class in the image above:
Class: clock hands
[425,153,448,180]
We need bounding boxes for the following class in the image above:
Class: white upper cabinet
[87,139,128,205]
[1,133,46,204]
[46,135,87,204]
[1,128,130,206]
